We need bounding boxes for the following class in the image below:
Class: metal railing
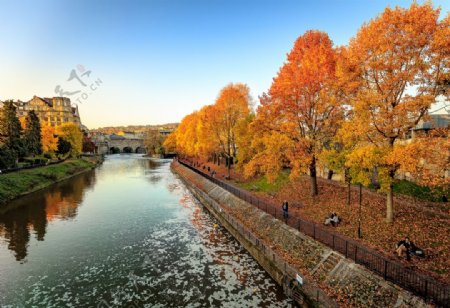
[177,159,450,307]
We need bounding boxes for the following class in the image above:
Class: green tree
[24,110,42,156]
[0,146,17,169]
[0,100,23,154]
[57,138,71,156]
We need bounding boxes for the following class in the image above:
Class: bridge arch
[123,146,133,153]
[110,147,120,154]
[135,147,146,154]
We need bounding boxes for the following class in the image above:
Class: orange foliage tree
[167,83,252,178]
[207,83,251,177]
[41,125,58,153]
[244,30,343,196]
[172,111,201,157]
[341,3,449,223]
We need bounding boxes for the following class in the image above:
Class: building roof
[415,114,450,130]
[109,134,126,140]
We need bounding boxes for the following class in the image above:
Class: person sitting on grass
[409,241,426,259]
[396,236,412,260]
[330,212,340,226]
[324,213,340,226]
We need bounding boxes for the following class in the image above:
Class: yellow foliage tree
[56,123,83,158]
[210,83,251,176]
[342,3,449,223]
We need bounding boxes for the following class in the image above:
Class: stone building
[14,96,81,127]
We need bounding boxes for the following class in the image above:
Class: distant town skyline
[1,0,449,128]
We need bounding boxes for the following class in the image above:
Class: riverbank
[191,159,450,284]
[173,161,433,307]
[0,157,101,205]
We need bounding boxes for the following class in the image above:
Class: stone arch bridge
[108,138,146,153]
[95,136,146,154]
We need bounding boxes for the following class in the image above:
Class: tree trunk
[386,184,394,223]
[386,167,395,223]
[347,182,351,206]
[309,156,318,196]
[327,169,334,180]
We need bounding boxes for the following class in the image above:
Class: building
[14,96,81,127]
[413,114,450,135]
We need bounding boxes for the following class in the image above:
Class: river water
[0,155,287,307]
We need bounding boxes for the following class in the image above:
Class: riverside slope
[172,161,429,308]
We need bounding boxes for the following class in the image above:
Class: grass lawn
[0,159,96,204]
[237,169,290,194]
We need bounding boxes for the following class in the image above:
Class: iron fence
[178,159,450,307]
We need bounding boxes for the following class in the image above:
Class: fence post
[424,280,428,301]
[355,245,358,262]
[345,241,348,258]
[332,234,335,250]
[313,224,316,239]
[384,260,387,280]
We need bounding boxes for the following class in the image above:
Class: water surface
[0,155,287,307]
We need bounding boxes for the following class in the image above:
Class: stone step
[312,252,343,280]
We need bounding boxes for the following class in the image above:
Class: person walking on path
[282,200,289,219]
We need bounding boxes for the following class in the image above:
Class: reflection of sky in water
[0,155,287,307]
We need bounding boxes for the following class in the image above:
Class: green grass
[0,159,95,204]
[393,179,448,203]
[237,170,290,194]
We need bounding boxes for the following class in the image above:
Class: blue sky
[0,0,449,128]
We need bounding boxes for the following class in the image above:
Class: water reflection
[0,156,287,307]
[0,170,96,261]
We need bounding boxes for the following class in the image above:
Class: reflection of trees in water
[140,158,162,170]
[0,170,96,261]
[146,175,162,183]
[142,158,165,184]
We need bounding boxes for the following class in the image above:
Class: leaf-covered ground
[195,160,450,284]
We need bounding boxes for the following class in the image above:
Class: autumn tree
[393,128,449,196]
[342,3,449,223]
[234,113,256,170]
[56,123,83,157]
[163,131,177,154]
[245,31,343,195]
[207,83,251,177]
[196,105,220,160]
[173,111,200,157]
[41,125,58,153]
[144,129,166,155]
[82,135,96,153]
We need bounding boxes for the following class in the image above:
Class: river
[0,155,287,307]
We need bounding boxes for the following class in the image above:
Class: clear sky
[0,0,449,129]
